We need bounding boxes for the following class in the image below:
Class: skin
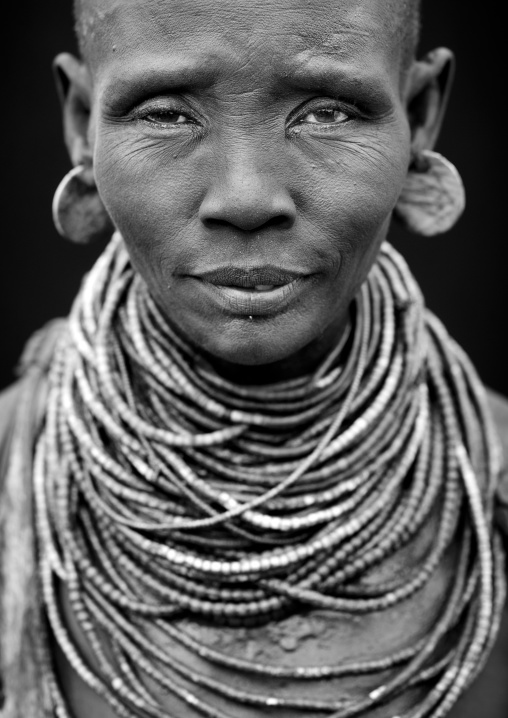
[50,2,508,717]
[56,0,451,384]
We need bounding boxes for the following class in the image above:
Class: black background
[2,1,505,393]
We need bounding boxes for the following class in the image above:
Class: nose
[198,148,297,232]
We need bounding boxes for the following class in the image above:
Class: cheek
[300,129,409,231]
[95,132,200,230]
[296,129,409,284]
[93,130,206,284]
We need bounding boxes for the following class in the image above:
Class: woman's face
[82,0,412,369]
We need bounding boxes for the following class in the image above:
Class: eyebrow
[98,55,229,106]
[282,58,396,107]
[99,52,395,111]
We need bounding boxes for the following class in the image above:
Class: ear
[405,48,455,159]
[53,53,94,175]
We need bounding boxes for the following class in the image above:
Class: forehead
[80,0,405,76]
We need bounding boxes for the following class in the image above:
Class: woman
[1,0,507,716]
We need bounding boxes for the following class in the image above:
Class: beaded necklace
[34,233,506,718]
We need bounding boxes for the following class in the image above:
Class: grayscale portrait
[1,2,506,717]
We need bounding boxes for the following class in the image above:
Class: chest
[54,602,508,718]
[53,518,508,718]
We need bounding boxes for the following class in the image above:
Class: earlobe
[52,54,114,244]
[52,53,93,167]
[405,47,455,155]
[395,49,465,237]
[394,149,466,236]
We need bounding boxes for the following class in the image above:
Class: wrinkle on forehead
[294,28,381,68]
[79,0,405,76]
[298,4,403,62]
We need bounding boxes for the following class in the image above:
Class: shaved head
[73,0,422,69]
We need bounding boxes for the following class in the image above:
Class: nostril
[201,217,236,230]
[201,211,295,232]
[264,215,292,229]
[202,214,292,231]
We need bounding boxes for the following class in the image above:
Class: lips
[191,265,310,316]
[196,266,306,287]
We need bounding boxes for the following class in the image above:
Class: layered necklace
[34,233,506,718]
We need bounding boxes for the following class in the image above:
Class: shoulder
[0,318,67,443]
[487,388,508,453]
[0,380,24,488]
[451,390,508,718]
[0,381,22,430]
[487,388,508,540]
[0,319,67,491]
[486,389,508,493]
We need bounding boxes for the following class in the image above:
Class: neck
[34,238,504,718]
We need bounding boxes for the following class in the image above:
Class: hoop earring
[52,165,114,244]
[394,150,466,236]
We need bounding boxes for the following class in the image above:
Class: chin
[205,332,298,367]
[194,317,316,369]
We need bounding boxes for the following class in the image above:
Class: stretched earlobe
[396,49,463,236]
[51,55,112,244]
[52,165,114,244]
[394,150,465,236]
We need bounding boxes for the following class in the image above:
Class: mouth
[191,266,311,316]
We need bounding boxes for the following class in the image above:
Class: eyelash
[129,98,201,133]
[289,97,365,128]
[132,97,364,133]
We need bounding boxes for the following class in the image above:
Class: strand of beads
[34,233,506,718]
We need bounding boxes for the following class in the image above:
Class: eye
[300,108,350,125]
[131,98,200,130]
[143,110,191,126]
